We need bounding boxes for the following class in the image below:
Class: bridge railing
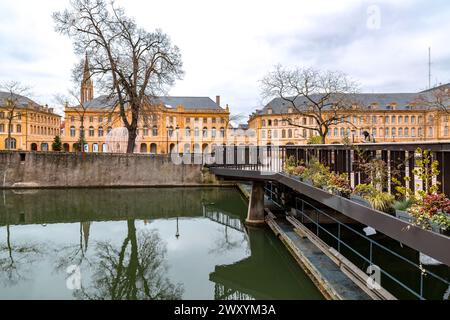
[208,142,450,195]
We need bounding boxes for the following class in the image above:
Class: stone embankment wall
[0,151,218,188]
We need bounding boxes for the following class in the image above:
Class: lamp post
[176,125,179,153]
[166,126,169,154]
[175,217,180,239]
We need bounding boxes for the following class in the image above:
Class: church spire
[80,53,94,104]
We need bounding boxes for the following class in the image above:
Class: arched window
[411,128,416,137]
[80,126,85,138]
[152,126,158,136]
[41,143,49,151]
[16,124,21,133]
[150,143,157,154]
[202,127,208,138]
[211,127,216,138]
[340,128,345,137]
[273,129,278,138]
[168,126,174,137]
[385,128,389,137]
[194,127,199,137]
[428,127,433,137]
[274,119,278,126]
[288,129,292,138]
[282,129,286,138]
[183,143,190,153]
[92,143,99,153]
[398,128,403,137]
[5,138,16,149]
[70,126,76,137]
[220,127,225,137]
[89,126,94,137]
[261,130,266,139]
[418,127,423,137]
[445,126,449,136]
[140,143,148,153]
[334,128,338,136]
[98,127,104,137]
[107,126,112,134]
[185,127,191,137]
[404,128,409,137]
[391,128,396,137]
[411,116,416,124]
[143,126,148,136]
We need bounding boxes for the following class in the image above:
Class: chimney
[216,95,221,107]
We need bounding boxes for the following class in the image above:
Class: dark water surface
[0,187,323,300]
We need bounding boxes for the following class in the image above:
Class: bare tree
[260,65,360,144]
[0,81,30,150]
[415,85,450,113]
[53,0,184,153]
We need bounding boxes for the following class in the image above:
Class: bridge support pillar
[246,181,266,226]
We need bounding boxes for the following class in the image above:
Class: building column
[246,181,266,226]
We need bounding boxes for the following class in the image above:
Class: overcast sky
[1,0,450,120]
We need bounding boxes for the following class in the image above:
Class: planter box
[395,210,412,223]
[350,195,371,208]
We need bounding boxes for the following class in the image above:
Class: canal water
[0,187,323,300]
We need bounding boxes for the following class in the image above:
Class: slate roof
[0,91,40,108]
[78,95,223,111]
[154,96,222,110]
[257,92,428,115]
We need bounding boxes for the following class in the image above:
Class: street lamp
[166,125,169,154]
[351,129,356,143]
[175,217,180,239]
[176,125,179,153]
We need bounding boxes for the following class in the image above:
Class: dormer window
[267,107,273,115]
[288,107,293,114]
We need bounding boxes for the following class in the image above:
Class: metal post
[338,224,341,253]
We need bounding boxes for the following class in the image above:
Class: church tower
[80,53,94,104]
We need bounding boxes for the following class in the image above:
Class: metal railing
[264,183,450,300]
[208,142,450,195]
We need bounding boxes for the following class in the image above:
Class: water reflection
[0,224,43,287]
[74,220,183,300]
[0,188,323,300]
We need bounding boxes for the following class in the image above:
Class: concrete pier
[245,181,266,226]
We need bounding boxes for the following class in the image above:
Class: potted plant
[409,193,450,236]
[353,183,395,214]
[301,158,331,189]
[393,199,414,222]
[284,155,298,175]
[327,172,353,198]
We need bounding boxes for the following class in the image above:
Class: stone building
[62,56,230,153]
[0,92,61,151]
[248,87,450,145]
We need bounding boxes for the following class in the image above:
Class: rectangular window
[89,116,94,122]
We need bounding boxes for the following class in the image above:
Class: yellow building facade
[61,58,230,153]
[248,91,450,145]
[0,92,61,151]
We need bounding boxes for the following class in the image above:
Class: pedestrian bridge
[208,142,450,300]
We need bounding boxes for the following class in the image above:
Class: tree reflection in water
[74,220,183,300]
[0,224,43,287]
